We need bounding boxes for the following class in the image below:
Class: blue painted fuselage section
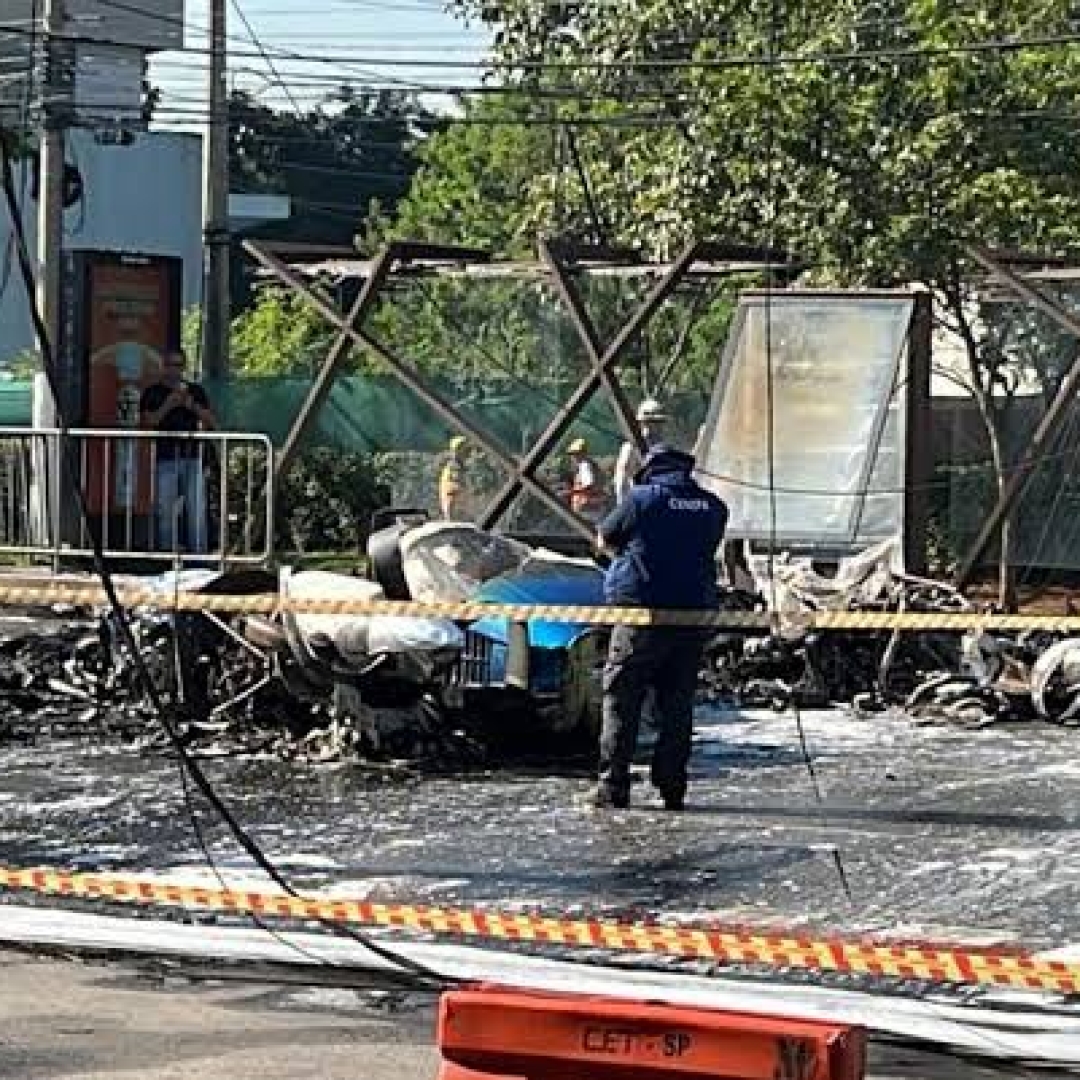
[469,563,605,691]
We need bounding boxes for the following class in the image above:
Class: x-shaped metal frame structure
[476,239,705,531]
[244,237,714,542]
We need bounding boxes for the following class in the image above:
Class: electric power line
[228,0,304,116]
[10,10,1080,74]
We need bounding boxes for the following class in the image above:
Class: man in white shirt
[613,398,669,502]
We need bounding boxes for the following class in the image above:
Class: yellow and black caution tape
[1,864,1077,993]
[0,576,1079,632]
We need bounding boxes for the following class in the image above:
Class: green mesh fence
[0,374,706,538]
[0,382,32,427]
[205,374,692,456]
[0,373,683,451]
[208,374,706,532]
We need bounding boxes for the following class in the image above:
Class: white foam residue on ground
[981,846,1058,863]
[123,863,288,895]
[68,845,141,868]
[18,793,122,816]
[265,852,343,870]
[901,861,956,878]
[1035,760,1080,779]
[320,878,398,900]
[694,706,922,754]
[1037,942,1080,960]
[283,987,374,1010]
[111,862,469,904]
[321,877,471,899]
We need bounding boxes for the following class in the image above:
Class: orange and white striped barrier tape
[0,864,1076,994]
[0,576,1079,632]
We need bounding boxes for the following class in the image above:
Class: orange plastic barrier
[437,985,867,1080]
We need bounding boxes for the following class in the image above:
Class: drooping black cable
[564,125,609,247]
[162,540,357,974]
[756,2,855,907]
[0,135,452,990]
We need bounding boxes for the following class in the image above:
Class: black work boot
[592,785,630,809]
[658,786,685,812]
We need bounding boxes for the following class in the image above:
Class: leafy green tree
[452,0,1080,600]
[230,87,435,246]
[375,97,551,255]
[228,288,337,377]
[453,1,1080,269]
[369,94,737,403]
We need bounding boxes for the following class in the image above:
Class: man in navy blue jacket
[595,444,728,810]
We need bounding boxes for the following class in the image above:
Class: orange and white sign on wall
[77,253,182,517]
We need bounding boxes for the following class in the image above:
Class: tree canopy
[437,0,1080,592]
[230,86,436,247]
[451,0,1080,283]
[376,96,552,255]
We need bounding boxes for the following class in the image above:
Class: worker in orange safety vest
[567,437,607,522]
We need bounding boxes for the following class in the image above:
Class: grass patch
[281,550,370,574]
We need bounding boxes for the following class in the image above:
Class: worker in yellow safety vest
[438,435,470,519]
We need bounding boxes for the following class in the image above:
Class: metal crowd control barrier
[0,427,274,568]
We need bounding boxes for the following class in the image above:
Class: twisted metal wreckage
[4,527,1080,765]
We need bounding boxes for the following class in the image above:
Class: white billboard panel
[73,42,144,124]
[695,292,916,548]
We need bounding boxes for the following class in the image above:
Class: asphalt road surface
[1,705,1079,946]
[0,948,1066,1080]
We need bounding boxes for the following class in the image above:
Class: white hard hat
[636,398,668,423]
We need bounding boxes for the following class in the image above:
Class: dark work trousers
[598,624,708,800]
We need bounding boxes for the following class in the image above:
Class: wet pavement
[2,704,1080,949]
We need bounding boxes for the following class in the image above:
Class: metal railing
[0,427,274,567]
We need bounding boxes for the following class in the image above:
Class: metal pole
[956,246,1080,587]
[37,0,64,418]
[904,290,932,575]
[200,0,230,381]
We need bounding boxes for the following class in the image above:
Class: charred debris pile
[1,532,1079,763]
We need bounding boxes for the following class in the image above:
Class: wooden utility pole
[37,0,65,393]
[200,0,230,380]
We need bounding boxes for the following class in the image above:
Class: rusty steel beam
[539,237,644,449]
[478,241,704,530]
[275,244,396,481]
[956,245,1080,586]
[244,240,593,539]
[903,291,933,575]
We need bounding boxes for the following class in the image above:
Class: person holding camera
[140,349,216,554]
